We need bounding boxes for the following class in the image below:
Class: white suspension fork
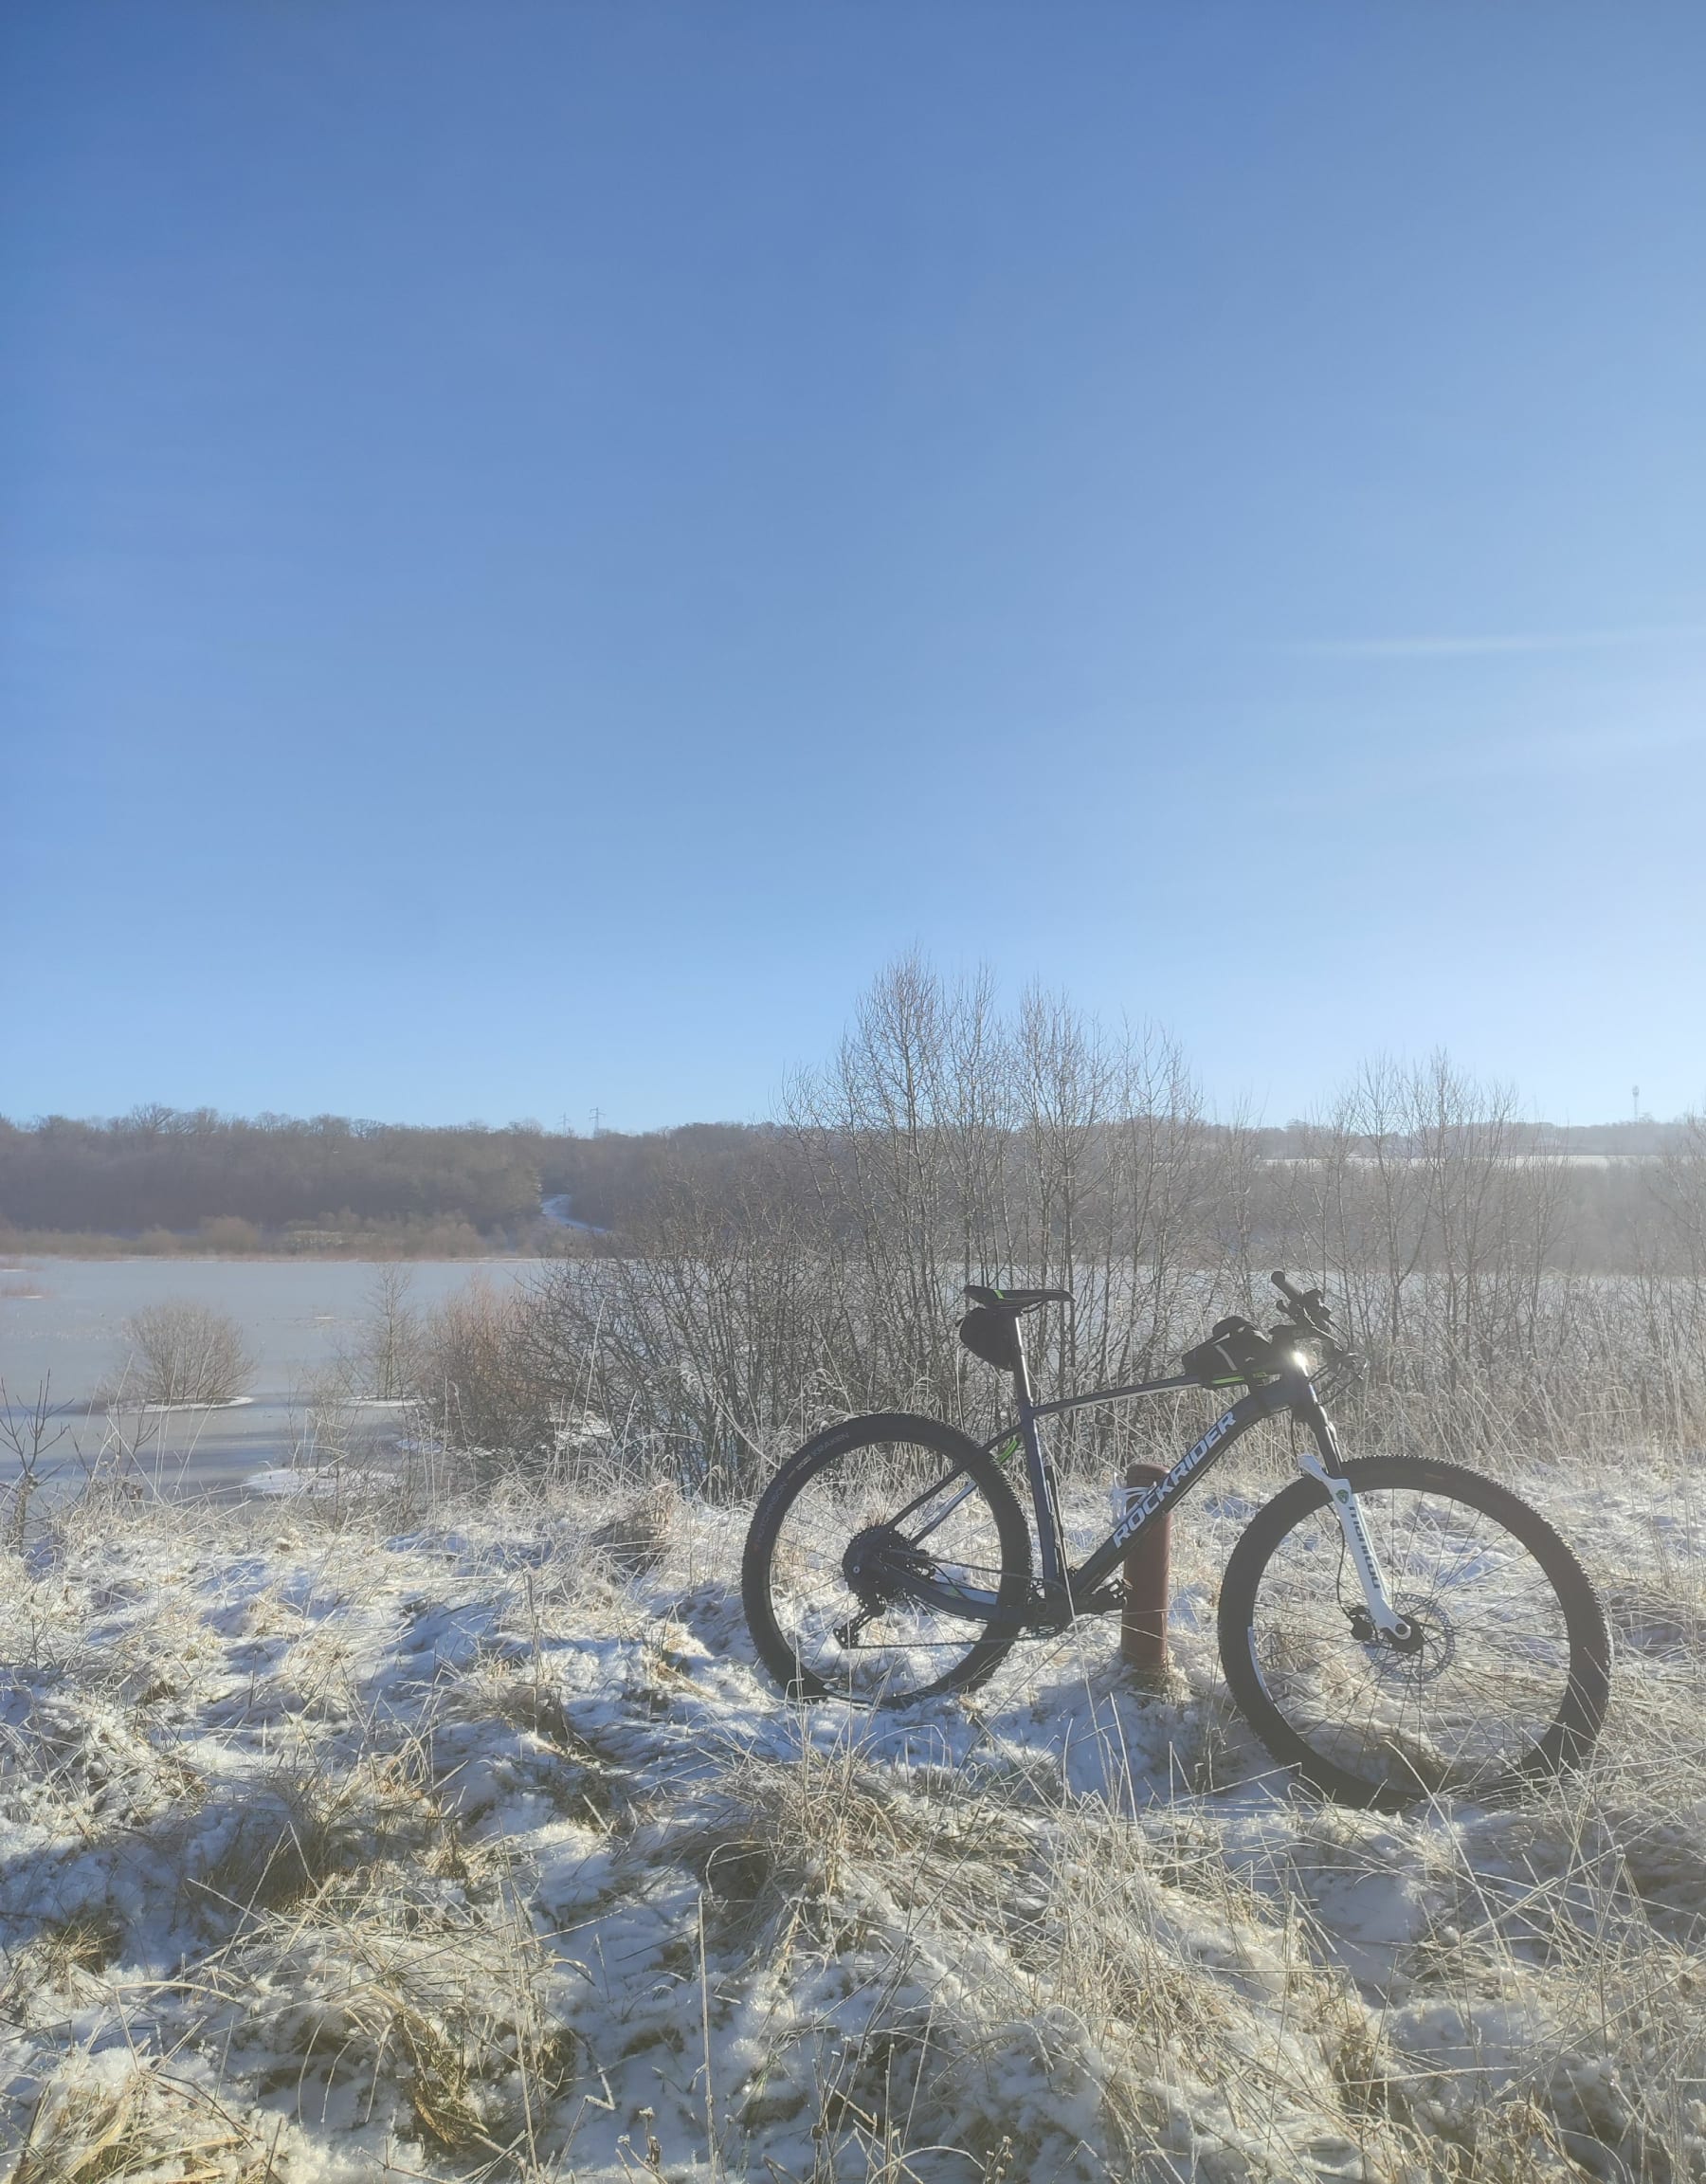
[1296,1447,1408,1638]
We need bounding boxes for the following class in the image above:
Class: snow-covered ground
[0,1448,1700,2181]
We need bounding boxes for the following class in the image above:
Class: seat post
[1009,1314,1066,1591]
[1008,1312,1039,1415]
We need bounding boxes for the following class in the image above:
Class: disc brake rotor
[1352,1590,1456,1685]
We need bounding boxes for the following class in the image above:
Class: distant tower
[1632,1085,1641,1124]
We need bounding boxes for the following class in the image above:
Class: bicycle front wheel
[742,1413,1033,1708]
[1219,1458,1610,1809]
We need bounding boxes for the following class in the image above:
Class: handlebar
[1271,1270,1334,1335]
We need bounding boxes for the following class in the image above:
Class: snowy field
[1,1447,1701,2182]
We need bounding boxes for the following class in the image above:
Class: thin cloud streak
[1270,713,1706,820]
[1291,625,1705,661]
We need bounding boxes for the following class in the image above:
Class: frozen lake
[0,1257,538,1496]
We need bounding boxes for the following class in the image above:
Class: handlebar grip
[1272,1270,1334,1332]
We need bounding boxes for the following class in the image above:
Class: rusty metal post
[1120,1461,1171,1680]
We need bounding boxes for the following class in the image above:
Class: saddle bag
[957,1306,1021,1373]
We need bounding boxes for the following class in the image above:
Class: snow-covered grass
[0,1444,1701,2182]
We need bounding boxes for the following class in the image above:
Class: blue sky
[5,2,1703,1129]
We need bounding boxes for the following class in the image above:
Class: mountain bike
[741,1274,1611,1809]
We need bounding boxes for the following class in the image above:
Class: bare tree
[119,1301,256,1406]
[357,1262,421,1400]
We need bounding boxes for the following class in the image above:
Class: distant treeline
[0,1109,551,1243]
[0,1105,794,1247]
[0,1073,1690,1254]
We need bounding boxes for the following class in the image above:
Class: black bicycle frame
[963,1310,1347,1623]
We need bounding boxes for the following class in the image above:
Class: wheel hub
[1349,1592,1456,1684]
[842,1523,932,1603]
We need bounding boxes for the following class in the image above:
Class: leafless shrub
[196,1214,262,1252]
[408,1276,566,1470]
[0,1378,69,1550]
[117,1300,256,1407]
[356,1261,420,1399]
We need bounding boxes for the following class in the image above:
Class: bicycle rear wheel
[1218,1458,1610,1809]
[742,1413,1033,1707]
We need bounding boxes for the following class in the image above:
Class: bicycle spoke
[1238,1479,1587,1796]
[746,1420,1031,1706]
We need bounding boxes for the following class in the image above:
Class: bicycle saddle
[962,1285,1073,1313]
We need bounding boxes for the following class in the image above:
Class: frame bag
[1181,1316,1275,1388]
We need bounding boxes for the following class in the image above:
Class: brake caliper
[1349,1606,1425,1653]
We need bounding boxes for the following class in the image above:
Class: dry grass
[6,2063,262,2184]
[0,1447,1698,2181]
